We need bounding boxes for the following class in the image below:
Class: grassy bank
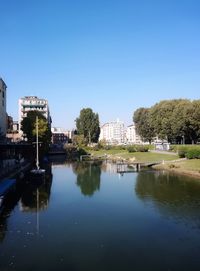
[89,148,200,179]
[89,149,178,162]
[153,159,200,179]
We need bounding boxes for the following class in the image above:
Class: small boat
[30,116,45,177]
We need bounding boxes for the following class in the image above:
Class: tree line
[133,99,200,144]
[20,108,100,151]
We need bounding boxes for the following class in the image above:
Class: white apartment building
[0,78,7,136]
[126,124,142,144]
[99,119,125,145]
[18,96,51,132]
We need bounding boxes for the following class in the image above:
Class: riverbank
[89,149,200,179]
[153,159,200,179]
[89,149,178,162]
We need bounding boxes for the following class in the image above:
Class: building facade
[51,127,68,145]
[99,119,125,145]
[18,96,51,132]
[125,124,142,144]
[0,78,7,137]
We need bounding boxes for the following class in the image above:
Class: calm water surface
[1,161,200,271]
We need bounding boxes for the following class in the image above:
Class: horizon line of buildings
[1,77,142,145]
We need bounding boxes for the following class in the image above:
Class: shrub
[178,149,186,158]
[127,145,149,153]
[136,145,149,152]
[177,145,200,159]
[127,146,137,153]
[185,149,200,159]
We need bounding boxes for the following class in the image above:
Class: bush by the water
[177,145,200,159]
[186,149,200,159]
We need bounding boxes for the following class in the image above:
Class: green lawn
[153,159,200,179]
[90,149,178,162]
[169,159,200,172]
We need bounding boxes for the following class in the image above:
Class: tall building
[0,78,7,137]
[99,119,125,145]
[18,96,51,132]
[126,124,142,144]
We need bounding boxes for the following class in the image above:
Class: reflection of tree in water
[20,183,50,212]
[72,161,102,196]
[0,165,53,242]
[20,170,53,212]
[135,171,200,227]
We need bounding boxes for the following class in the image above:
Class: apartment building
[0,78,7,137]
[18,96,51,132]
[99,119,125,145]
[126,124,142,144]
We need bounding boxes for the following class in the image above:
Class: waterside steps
[0,179,16,197]
[116,161,162,173]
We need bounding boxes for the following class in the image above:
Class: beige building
[99,119,125,145]
[126,124,142,144]
[18,96,51,133]
[0,78,7,137]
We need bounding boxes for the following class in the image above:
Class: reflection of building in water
[101,161,118,174]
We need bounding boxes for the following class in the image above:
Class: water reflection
[1,162,200,270]
[135,171,200,227]
[0,164,53,242]
[72,161,102,196]
[0,189,21,242]
[20,180,51,212]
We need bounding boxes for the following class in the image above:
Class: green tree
[134,99,200,144]
[21,111,51,150]
[133,108,155,143]
[150,100,179,141]
[182,100,200,144]
[76,108,100,144]
[170,99,191,143]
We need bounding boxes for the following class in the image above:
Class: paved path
[150,150,178,155]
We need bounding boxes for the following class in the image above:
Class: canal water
[1,161,200,271]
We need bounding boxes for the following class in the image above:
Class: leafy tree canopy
[133,99,200,144]
[133,107,155,143]
[75,108,100,144]
[21,111,51,149]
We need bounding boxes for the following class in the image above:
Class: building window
[2,91,4,98]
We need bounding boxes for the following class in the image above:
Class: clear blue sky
[1,0,200,129]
